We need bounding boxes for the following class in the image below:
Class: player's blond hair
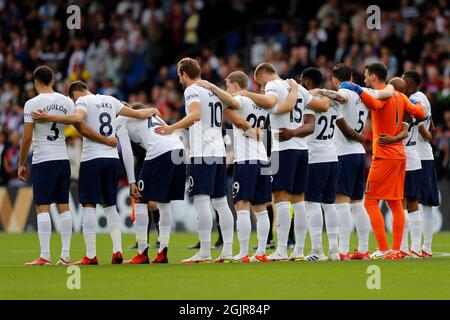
[225,71,248,89]
[254,62,276,78]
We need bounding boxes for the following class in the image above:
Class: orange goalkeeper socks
[387,200,405,251]
[365,199,389,251]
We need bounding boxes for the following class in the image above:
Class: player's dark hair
[33,66,54,86]
[301,67,323,87]
[177,57,201,79]
[332,63,352,82]
[402,70,422,86]
[254,62,276,78]
[365,63,387,81]
[130,102,146,110]
[68,80,88,98]
[226,71,248,89]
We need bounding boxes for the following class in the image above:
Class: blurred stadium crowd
[0,0,449,187]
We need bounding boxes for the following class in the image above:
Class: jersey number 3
[47,122,59,141]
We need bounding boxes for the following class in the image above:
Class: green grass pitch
[1,231,450,299]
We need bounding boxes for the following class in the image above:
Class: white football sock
[104,205,122,253]
[193,194,213,256]
[236,210,251,256]
[255,210,270,256]
[306,202,323,252]
[350,202,370,253]
[59,211,72,259]
[158,202,172,253]
[322,203,339,251]
[274,201,291,256]
[212,196,234,257]
[292,202,307,256]
[409,210,422,252]
[37,212,51,261]
[134,203,149,254]
[82,207,97,259]
[400,209,410,252]
[336,203,352,255]
[422,205,434,252]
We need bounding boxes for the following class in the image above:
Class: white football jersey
[334,88,368,156]
[410,91,434,161]
[265,79,313,152]
[184,84,226,158]
[75,94,123,162]
[305,101,340,164]
[232,95,268,162]
[23,92,75,164]
[403,117,422,171]
[116,115,184,161]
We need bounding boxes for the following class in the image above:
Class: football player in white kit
[238,63,330,261]
[197,71,295,263]
[315,64,371,260]
[155,58,236,263]
[20,66,117,266]
[31,80,158,265]
[279,67,341,261]
[116,102,185,264]
[403,71,439,258]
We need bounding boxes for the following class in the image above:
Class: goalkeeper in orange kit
[341,63,425,260]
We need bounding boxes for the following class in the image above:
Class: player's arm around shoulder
[271,79,299,114]
[119,102,161,120]
[197,80,241,110]
[305,87,330,112]
[237,83,278,110]
[404,94,426,121]
[316,89,348,104]
[31,106,85,125]
[155,94,201,135]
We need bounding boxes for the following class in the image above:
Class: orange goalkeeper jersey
[360,90,425,160]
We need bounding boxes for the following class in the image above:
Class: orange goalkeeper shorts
[365,158,406,200]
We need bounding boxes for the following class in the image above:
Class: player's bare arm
[315,89,348,104]
[378,122,408,145]
[197,80,240,110]
[18,122,33,182]
[336,118,365,143]
[405,96,426,120]
[340,81,386,111]
[119,105,160,120]
[223,108,262,141]
[73,122,118,148]
[116,129,141,200]
[306,95,330,112]
[31,108,85,125]
[237,90,278,109]
[419,123,432,142]
[155,101,201,135]
[375,84,395,99]
[276,113,315,141]
[268,79,299,114]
